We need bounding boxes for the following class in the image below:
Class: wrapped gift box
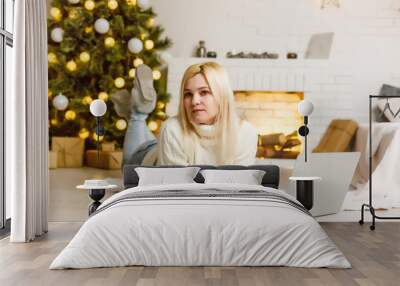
[49,151,58,169]
[101,142,116,152]
[85,150,123,169]
[51,137,85,168]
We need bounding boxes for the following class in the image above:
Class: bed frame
[123,165,280,190]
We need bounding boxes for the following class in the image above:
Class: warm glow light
[48,90,53,98]
[133,58,143,67]
[66,60,77,72]
[50,7,62,21]
[85,26,93,33]
[148,120,158,131]
[50,118,58,126]
[48,52,58,64]
[140,33,147,41]
[65,110,77,120]
[82,96,93,105]
[116,119,127,130]
[126,0,136,6]
[152,70,161,80]
[144,39,154,50]
[156,111,166,118]
[108,0,118,10]
[84,0,96,11]
[79,51,91,63]
[146,18,154,27]
[128,68,136,78]
[104,37,115,48]
[98,92,109,101]
[156,101,165,109]
[68,9,78,19]
[79,128,90,139]
[114,77,125,88]
[92,133,104,141]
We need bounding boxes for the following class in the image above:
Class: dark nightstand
[289,176,321,210]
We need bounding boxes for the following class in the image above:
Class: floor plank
[2,218,400,284]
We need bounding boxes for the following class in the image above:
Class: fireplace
[234,91,304,159]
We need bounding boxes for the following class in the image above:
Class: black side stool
[77,180,118,215]
[289,176,321,210]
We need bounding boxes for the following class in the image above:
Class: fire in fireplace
[234,91,304,159]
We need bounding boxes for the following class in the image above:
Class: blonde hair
[177,62,239,164]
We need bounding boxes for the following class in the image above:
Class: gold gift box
[51,137,85,168]
[85,150,123,170]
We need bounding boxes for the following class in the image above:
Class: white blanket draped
[345,123,400,210]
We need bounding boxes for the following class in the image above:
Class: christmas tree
[48,0,172,148]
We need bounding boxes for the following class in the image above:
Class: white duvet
[50,183,350,269]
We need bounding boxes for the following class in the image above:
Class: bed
[50,165,350,269]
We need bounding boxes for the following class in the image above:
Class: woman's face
[183,73,219,125]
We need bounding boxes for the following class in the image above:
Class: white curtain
[9,0,49,242]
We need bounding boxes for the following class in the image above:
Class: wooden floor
[1,222,399,286]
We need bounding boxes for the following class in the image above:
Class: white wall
[152,0,400,67]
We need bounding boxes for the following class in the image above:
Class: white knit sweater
[157,117,258,166]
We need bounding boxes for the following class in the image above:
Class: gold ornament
[116,119,127,130]
[104,37,115,48]
[65,110,77,120]
[48,90,53,98]
[148,120,158,131]
[66,60,77,72]
[156,101,165,109]
[50,7,62,21]
[98,92,109,101]
[48,52,58,64]
[85,26,93,33]
[152,70,161,80]
[144,40,154,50]
[114,77,125,88]
[133,58,144,67]
[84,0,96,11]
[82,96,93,105]
[68,9,78,20]
[79,128,90,139]
[108,0,118,10]
[140,33,147,41]
[146,18,154,27]
[79,51,91,63]
[156,111,166,118]
[128,68,136,78]
[126,0,136,6]
[50,118,58,126]
[92,133,104,141]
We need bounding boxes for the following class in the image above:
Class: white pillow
[135,167,200,186]
[200,169,266,185]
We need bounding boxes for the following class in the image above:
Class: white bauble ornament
[51,27,64,43]
[128,38,143,53]
[52,93,69,111]
[90,99,107,117]
[94,18,110,34]
[137,0,150,10]
[68,0,80,4]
